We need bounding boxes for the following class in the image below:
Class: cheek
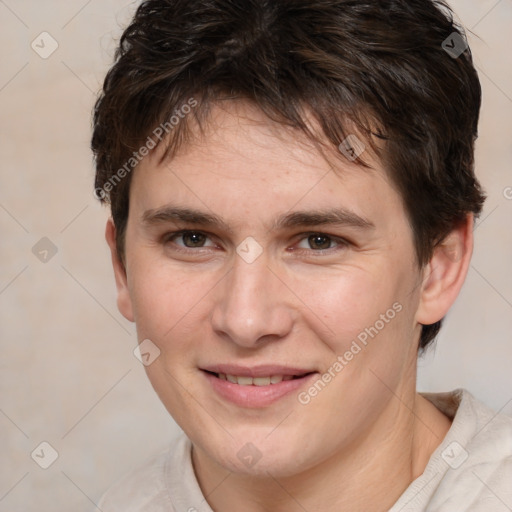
[127,256,204,345]
[292,263,417,388]
[288,266,399,347]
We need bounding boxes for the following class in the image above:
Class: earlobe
[415,214,474,327]
[105,218,134,322]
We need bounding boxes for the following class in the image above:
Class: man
[91,0,512,510]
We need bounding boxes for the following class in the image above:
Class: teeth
[253,377,271,386]
[218,373,299,385]
[237,376,253,386]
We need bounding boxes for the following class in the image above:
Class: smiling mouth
[202,368,317,407]
[204,371,314,386]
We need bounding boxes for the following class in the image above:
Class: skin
[106,100,473,512]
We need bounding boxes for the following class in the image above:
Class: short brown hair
[91,0,485,350]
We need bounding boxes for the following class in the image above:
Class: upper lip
[201,364,315,378]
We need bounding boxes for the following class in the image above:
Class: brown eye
[180,232,207,247]
[165,230,215,250]
[307,234,333,250]
[294,232,349,255]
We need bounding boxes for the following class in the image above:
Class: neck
[192,392,451,512]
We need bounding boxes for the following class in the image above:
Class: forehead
[129,100,405,229]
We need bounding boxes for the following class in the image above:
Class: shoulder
[428,389,512,510]
[98,433,190,512]
[443,389,512,463]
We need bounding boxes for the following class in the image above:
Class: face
[115,100,426,477]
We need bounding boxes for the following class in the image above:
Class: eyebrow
[141,205,375,232]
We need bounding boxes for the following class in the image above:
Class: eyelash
[162,230,349,256]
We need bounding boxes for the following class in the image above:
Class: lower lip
[202,371,317,408]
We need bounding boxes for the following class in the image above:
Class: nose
[210,251,295,348]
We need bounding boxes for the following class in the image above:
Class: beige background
[0,1,511,510]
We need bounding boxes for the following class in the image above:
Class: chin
[198,429,320,478]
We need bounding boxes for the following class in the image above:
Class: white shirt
[98,389,512,511]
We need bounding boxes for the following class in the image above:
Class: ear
[415,214,474,326]
[105,218,134,322]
